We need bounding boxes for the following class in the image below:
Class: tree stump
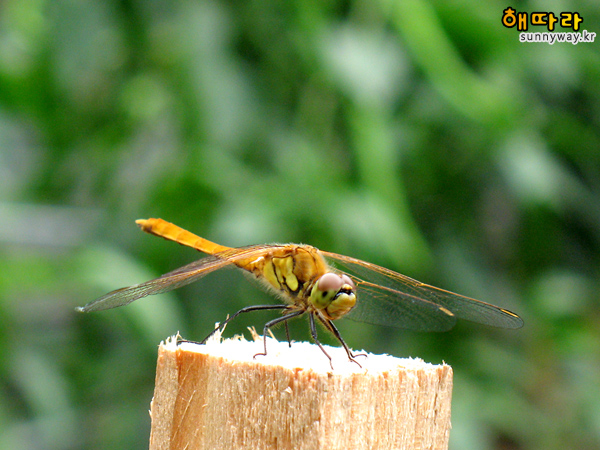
[149,334,453,450]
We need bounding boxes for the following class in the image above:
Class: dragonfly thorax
[309,272,357,320]
[248,244,329,298]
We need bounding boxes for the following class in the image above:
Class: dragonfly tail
[136,218,232,255]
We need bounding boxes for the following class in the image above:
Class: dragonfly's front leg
[308,313,335,370]
[316,315,366,368]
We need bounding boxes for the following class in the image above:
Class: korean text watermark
[502,7,595,44]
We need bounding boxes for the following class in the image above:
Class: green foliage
[1,1,599,449]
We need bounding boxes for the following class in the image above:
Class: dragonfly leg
[308,313,335,370]
[317,315,365,368]
[199,304,290,344]
[284,321,292,348]
[254,309,305,359]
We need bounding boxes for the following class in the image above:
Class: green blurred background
[1,1,599,449]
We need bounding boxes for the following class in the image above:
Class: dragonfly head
[309,272,357,320]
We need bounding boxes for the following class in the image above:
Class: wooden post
[149,334,453,450]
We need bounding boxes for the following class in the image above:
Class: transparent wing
[321,251,524,331]
[76,245,284,313]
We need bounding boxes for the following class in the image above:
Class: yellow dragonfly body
[77,218,523,366]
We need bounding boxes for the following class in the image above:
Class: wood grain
[149,335,452,450]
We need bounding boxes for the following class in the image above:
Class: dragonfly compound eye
[310,273,357,320]
[340,274,355,290]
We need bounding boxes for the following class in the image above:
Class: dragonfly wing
[401,282,524,329]
[322,251,523,330]
[76,254,235,312]
[348,280,458,331]
[77,245,285,313]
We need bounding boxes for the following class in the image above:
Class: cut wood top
[149,334,453,450]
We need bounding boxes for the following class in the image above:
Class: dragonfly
[77,218,523,367]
